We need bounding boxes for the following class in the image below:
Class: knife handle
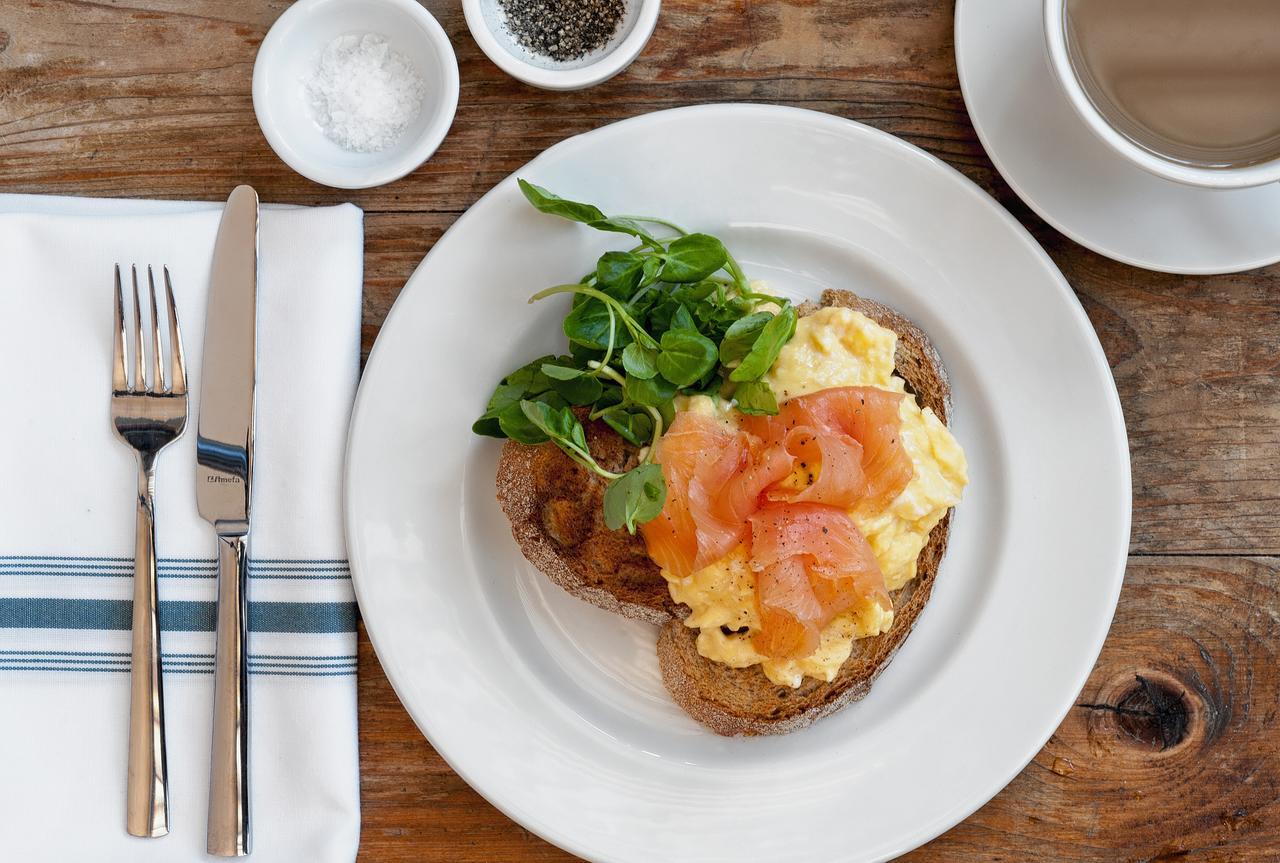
[208,533,250,857]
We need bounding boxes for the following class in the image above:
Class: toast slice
[496,289,956,733]
[656,289,954,735]
[496,409,675,625]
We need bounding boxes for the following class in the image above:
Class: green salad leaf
[659,234,728,283]
[475,182,803,530]
[733,379,779,416]
[718,312,773,365]
[657,329,718,386]
[621,342,659,380]
[604,464,667,534]
[730,304,797,382]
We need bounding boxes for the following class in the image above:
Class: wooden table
[5,1,1279,859]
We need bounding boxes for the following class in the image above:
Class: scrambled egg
[662,306,969,687]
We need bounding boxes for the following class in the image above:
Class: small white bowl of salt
[253,0,459,189]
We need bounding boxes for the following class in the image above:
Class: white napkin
[0,194,363,862]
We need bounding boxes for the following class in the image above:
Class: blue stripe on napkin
[0,598,358,633]
[0,555,351,581]
[0,648,357,677]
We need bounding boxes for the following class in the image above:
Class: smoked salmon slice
[752,556,825,660]
[642,386,910,661]
[765,426,866,508]
[709,434,796,527]
[641,412,757,577]
[744,386,913,511]
[748,502,889,659]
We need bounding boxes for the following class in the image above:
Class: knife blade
[196,184,258,858]
[197,185,258,529]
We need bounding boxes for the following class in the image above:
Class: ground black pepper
[498,0,626,62]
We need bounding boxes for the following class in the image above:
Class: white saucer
[955,0,1280,275]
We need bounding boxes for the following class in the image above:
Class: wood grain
[0,0,989,209]
[5,0,1280,859]
[903,556,1280,862]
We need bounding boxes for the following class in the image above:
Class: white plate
[345,104,1131,863]
[955,0,1280,275]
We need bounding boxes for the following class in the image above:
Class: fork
[111,264,187,839]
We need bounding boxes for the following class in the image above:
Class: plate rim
[344,102,1132,862]
[953,0,1280,276]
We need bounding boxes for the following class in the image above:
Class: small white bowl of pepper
[463,0,660,90]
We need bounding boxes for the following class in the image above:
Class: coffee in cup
[1045,0,1280,188]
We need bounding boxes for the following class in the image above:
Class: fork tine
[131,265,145,391]
[164,267,186,395]
[113,265,128,392]
[147,266,165,393]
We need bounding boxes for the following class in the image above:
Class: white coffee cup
[1044,0,1280,189]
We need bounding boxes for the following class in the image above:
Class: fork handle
[127,455,169,838]
[208,533,251,856]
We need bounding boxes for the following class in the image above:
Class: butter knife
[196,185,259,857]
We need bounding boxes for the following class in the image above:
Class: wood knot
[1079,673,1191,750]
[1113,675,1189,749]
[0,31,10,53]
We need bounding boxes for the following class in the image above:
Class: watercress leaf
[499,401,550,444]
[486,381,526,414]
[733,379,780,416]
[694,299,739,339]
[622,342,659,380]
[594,384,624,411]
[596,251,648,297]
[535,391,569,411]
[659,233,729,283]
[471,417,503,437]
[603,464,668,533]
[569,341,604,366]
[629,281,660,310]
[505,354,557,394]
[690,363,723,396]
[624,372,677,407]
[674,280,718,305]
[657,399,676,430]
[563,298,629,350]
[541,363,583,381]
[550,372,603,406]
[518,179,606,224]
[730,304,797,382]
[646,299,679,333]
[669,303,698,333]
[519,399,578,442]
[706,298,756,341]
[538,357,602,404]
[703,316,737,347]
[718,312,773,364]
[601,409,653,447]
[587,217,659,247]
[471,382,527,437]
[570,418,589,451]
[641,255,664,285]
[656,329,718,386]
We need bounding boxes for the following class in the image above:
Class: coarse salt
[305,33,426,153]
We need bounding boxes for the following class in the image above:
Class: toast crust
[495,289,957,734]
